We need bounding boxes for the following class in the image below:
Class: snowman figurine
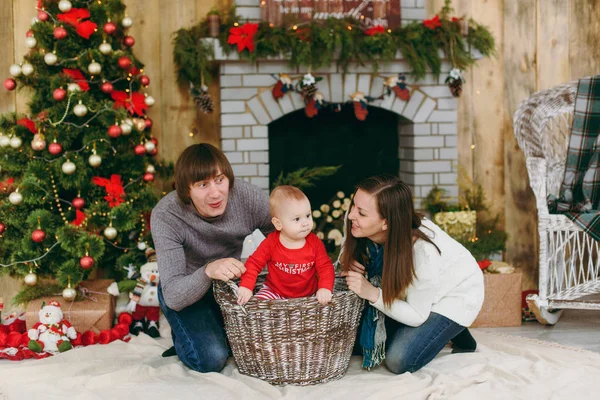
[28,300,77,353]
[128,248,160,337]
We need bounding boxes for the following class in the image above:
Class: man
[151,143,272,372]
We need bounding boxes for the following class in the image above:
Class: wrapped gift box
[25,279,115,333]
[471,269,522,328]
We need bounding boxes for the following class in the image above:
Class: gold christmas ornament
[88,153,102,167]
[104,225,117,240]
[62,286,76,301]
[31,133,46,151]
[21,63,34,76]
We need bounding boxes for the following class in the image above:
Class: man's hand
[205,258,246,281]
[341,270,380,303]
[316,288,333,305]
[237,287,253,305]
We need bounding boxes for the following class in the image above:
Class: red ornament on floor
[53,26,67,40]
[80,255,94,269]
[31,229,46,243]
[103,22,116,35]
[53,88,66,101]
[4,78,16,91]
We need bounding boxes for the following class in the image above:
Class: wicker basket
[213,276,364,386]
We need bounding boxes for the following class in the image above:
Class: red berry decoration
[108,124,122,138]
[143,172,154,182]
[4,78,16,91]
[48,142,63,155]
[134,144,146,156]
[26,30,34,37]
[117,56,131,69]
[145,118,153,129]
[103,22,117,35]
[31,229,46,243]
[0,223,5,235]
[37,10,49,22]
[80,255,94,269]
[140,75,150,87]
[100,81,113,94]
[123,36,135,47]
[53,87,66,101]
[53,26,67,40]
[72,197,85,209]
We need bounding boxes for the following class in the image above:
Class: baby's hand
[316,288,332,305]
[237,287,253,305]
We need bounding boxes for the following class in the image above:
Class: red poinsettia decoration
[62,68,89,91]
[0,177,14,192]
[423,15,442,30]
[71,209,86,226]
[365,25,386,36]
[92,174,125,207]
[228,23,259,53]
[477,259,492,270]
[16,118,37,134]
[110,91,148,116]
[57,8,97,39]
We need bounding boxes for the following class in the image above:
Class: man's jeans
[158,284,230,372]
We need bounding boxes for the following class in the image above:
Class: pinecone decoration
[191,85,215,114]
[448,78,463,97]
[301,84,318,104]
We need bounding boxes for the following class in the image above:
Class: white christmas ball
[67,83,80,92]
[9,64,22,77]
[8,191,23,205]
[25,36,37,49]
[137,242,146,251]
[146,164,155,174]
[62,286,76,301]
[144,95,155,107]
[122,16,133,28]
[24,272,38,286]
[0,135,10,147]
[62,160,76,175]
[104,226,117,240]
[99,41,112,55]
[9,136,22,148]
[44,52,58,65]
[21,63,34,76]
[31,17,39,25]
[88,61,102,75]
[144,141,156,153]
[31,134,46,151]
[73,102,88,117]
[58,0,72,12]
[88,153,102,167]
[120,122,132,135]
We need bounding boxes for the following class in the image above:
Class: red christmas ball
[108,124,122,138]
[0,223,5,235]
[123,35,135,47]
[140,75,150,87]
[100,81,113,94]
[134,144,146,156]
[32,229,46,243]
[143,172,155,182]
[149,148,158,156]
[48,142,63,155]
[26,30,34,37]
[72,197,85,209]
[4,78,16,91]
[145,118,153,129]
[53,87,66,101]
[37,10,49,22]
[53,26,67,40]
[150,137,158,146]
[103,22,117,35]
[117,56,131,69]
[80,255,94,269]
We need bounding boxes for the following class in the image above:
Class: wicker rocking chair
[514,79,600,324]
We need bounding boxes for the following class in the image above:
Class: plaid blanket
[548,75,600,240]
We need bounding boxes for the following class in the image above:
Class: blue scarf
[359,240,386,369]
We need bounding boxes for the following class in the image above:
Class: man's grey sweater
[150,179,272,311]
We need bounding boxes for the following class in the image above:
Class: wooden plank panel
[0,0,15,114]
[504,0,538,290]
[569,0,600,79]
[537,0,569,89]
[13,0,33,115]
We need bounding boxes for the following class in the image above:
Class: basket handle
[224,280,248,315]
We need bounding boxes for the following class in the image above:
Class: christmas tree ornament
[44,52,58,66]
[73,101,88,117]
[62,285,76,301]
[123,35,135,47]
[133,118,146,132]
[21,63,34,77]
[0,222,5,235]
[99,41,112,55]
[26,30,34,37]
[4,78,16,91]
[143,172,154,182]
[117,56,131,70]
[37,9,49,22]
[300,73,318,104]
[32,225,46,243]
[107,124,122,138]
[53,87,66,101]
[103,21,117,35]
[88,152,102,167]
[445,68,464,97]
[137,241,147,251]
[80,254,94,269]
[25,36,37,49]
[146,164,155,174]
[9,64,22,77]
[67,82,80,92]
[24,269,38,286]
[145,118,153,129]
[272,74,293,100]
[31,133,46,151]
[305,92,325,118]
[53,26,67,40]
[58,0,72,12]
[100,81,113,94]
[122,16,133,28]
[144,140,156,153]
[351,92,369,121]
[140,75,150,87]
[9,136,22,148]
[48,141,62,155]
[385,74,411,101]
[9,190,22,205]
[61,160,76,175]
[134,144,146,156]
[0,135,9,147]
[72,196,85,209]
[103,223,117,240]
[191,84,214,114]
[144,95,155,107]
[120,121,132,135]
[87,61,102,75]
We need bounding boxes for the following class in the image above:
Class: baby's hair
[270,185,308,217]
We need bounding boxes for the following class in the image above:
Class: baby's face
[276,198,313,241]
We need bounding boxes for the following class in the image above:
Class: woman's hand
[341,270,380,303]
[205,258,246,281]
[348,260,366,275]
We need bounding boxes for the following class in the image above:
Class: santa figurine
[28,300,77,353]
[128,247,161,337]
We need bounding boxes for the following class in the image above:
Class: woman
[340,175,484,373]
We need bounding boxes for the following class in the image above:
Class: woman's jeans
[354,311,467,374]
[158,284,230,373]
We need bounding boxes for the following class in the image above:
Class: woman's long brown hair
[340,175,440,307]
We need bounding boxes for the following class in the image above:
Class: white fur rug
[1,329,599,400]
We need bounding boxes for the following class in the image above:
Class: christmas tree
[0,0,164,300]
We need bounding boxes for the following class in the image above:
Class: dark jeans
[353,311,467,374]
[158,284,230,372]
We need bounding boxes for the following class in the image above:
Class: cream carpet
[1,329,598,400]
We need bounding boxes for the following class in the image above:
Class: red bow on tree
[110,91,148,116]
[228,23,259,53]
[365,25,386,36]
[423,15,442,30]
[57,8,97,39]
[16,118,37,134]
[71,209,86,226]
[92,174,126,207]
[62,68,89,91]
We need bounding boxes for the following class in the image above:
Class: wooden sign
[261,0,402,29]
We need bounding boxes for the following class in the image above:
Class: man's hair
[174,143,234,204]
[269,185,308,217]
